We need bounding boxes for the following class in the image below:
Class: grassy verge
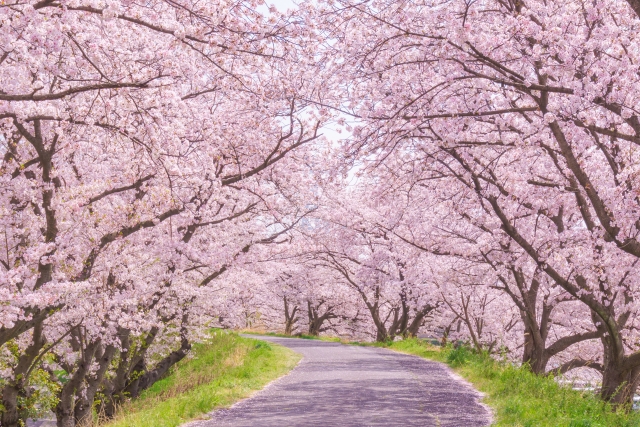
[373,339,640,427]
[239,329,342,342]
[101,331,301,427]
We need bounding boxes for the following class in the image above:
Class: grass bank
[239,329,342,342]
[101,331,300,427]
[375,339,640,427]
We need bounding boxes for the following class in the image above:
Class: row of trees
[4,0,640,424]
[317,0,640,406]
[0,1,328,426]
[247,0,640,409]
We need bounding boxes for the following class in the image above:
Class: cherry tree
[303,189,440,341]
[310,0,640,405]
[0,1,332,425]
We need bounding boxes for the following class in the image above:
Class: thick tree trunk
[284,321,296,335]
[74,344,116,425]
[122,356,146,401]
[111,326,160,416]
[1,384,22,427]
[127,316,191,400]
[307,301,321,336]
[397,293,410,336]
[131,336,191,398]
[55,341,99,427]
[307,300,337,336]
[375,327,388,342]
[308,322,321,336]
[405,311,428,338]
[369,304,389,342]
[522,327,548,374]
[386,307,402,340]
[601,364,640,407]
[97,328,133,418]
[599,338,640,408]
[1,321,46,427]
[403,303,436,338]
[283,297,299,336]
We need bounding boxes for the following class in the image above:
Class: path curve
[187,335,492,427]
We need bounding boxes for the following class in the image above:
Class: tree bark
[522,328,547,374]
[73,344,116,425]
[97,326,158,418]
[97,329,130,418]
[307,300,337,336]
[55,340,99,427]
[283,297,299,336]
[127,315,191,399]
[130,335,191,398]
[601,363,640,406]
[405,307,433,338]
[1,321,46,427]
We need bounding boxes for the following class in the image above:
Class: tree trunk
[369,305,389,342]
[375,327,388,342]
[308,314,330,336]
[307,301,337,336]
[283,297,299,336]
[74,344,116,425]
[1,382,22,427]
[308,301,321,336]
[405,311,427,338]
[103,326,161,417]
[55,341,99,427]
[127,315,191,399]
[97,328,133,418]
[284,321,296,335]
[522,327,548,374]
[1,321,46,427]
[601,365,640,407]
[131,336,191,398]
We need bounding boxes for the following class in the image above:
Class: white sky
[265,0,299,12]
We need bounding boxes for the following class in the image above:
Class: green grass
[101,331,300,427]
[373,338,640,427]
[239,330,342,342]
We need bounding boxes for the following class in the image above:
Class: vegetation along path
[187,336,491,427]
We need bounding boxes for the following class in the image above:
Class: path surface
[187,336,492,427]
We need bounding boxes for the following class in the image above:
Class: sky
[265,0,299,12]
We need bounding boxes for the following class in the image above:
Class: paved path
[26,420,55,427]
[187,336,492,427]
